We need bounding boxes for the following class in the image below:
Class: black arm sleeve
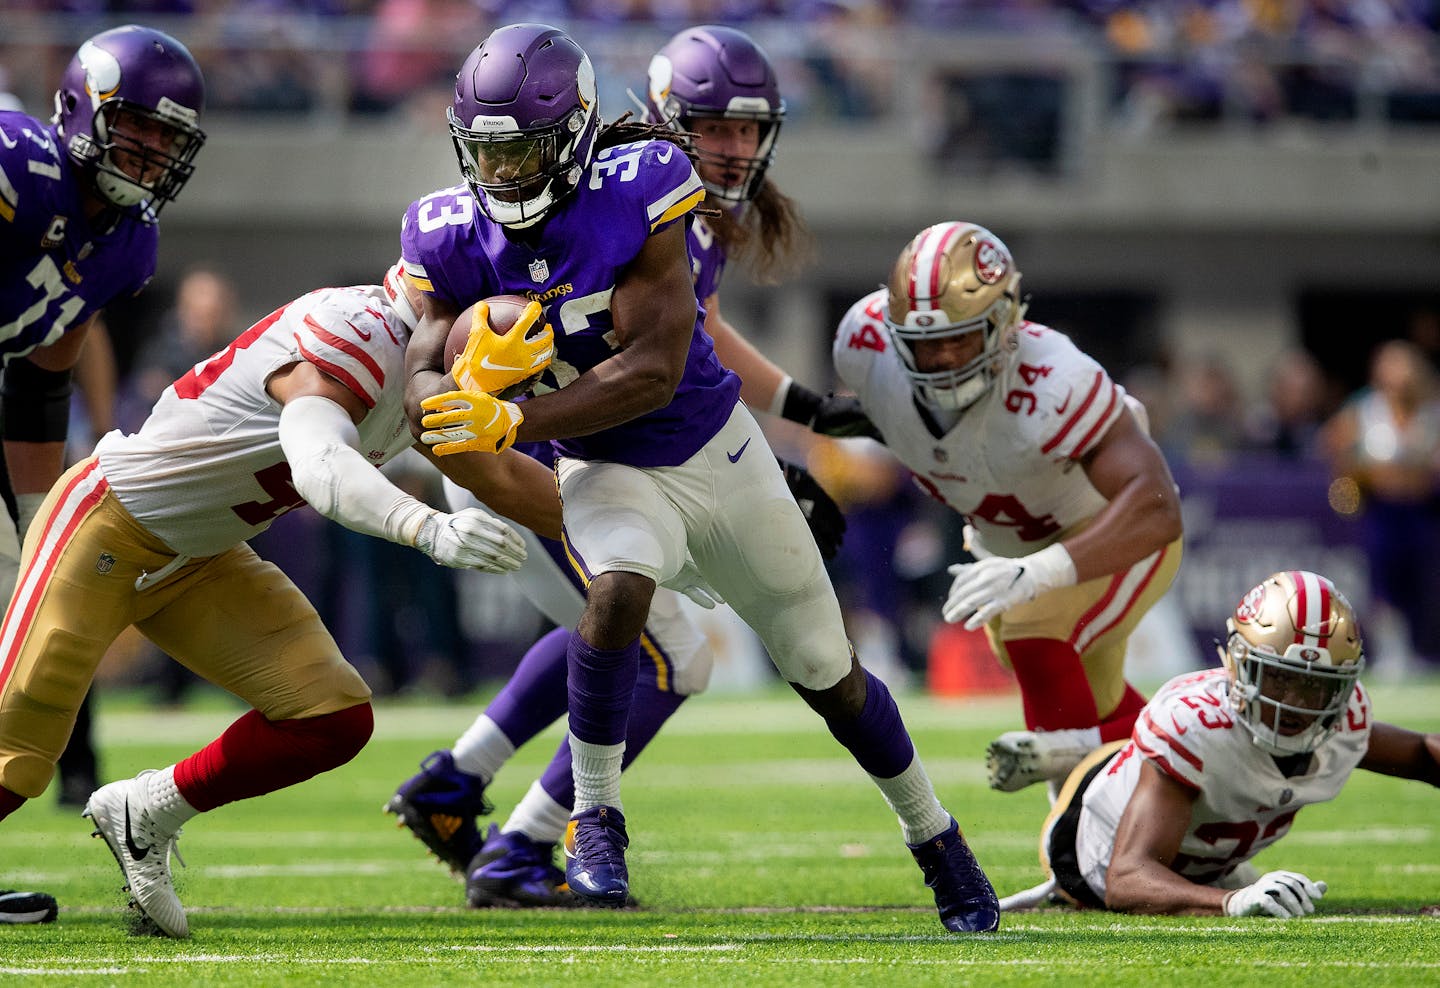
[2,358,73,443]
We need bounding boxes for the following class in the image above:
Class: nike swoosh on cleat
[124,804,151,861]
[726,438,751,463]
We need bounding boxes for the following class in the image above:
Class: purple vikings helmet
[448,24,600,230]
[646,25,784,203]
[53,24,206,217]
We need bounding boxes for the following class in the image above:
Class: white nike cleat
[83,770,188,938]
[986,729,1096,793]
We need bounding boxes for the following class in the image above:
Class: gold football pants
[985,538,1183,720]
[0,458,369,799]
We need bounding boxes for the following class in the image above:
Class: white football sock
[569,738,624,813]
[502,780,571,845]
[870,755,950,845]
[452,714,515,782]
[144,765,199,831]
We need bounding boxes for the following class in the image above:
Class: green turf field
[2,678,1437,986]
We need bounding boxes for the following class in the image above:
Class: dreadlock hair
[597,112,685,154]
[596,112,722,218]
[594,113,809,281]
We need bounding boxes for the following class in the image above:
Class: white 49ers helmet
[883,221,1025,412]
[1219,570,1365,756]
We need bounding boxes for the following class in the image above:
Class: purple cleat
[563,806,629,906]
[466,824,574,908]
[908,817,1001,933]
[384,750,492,876]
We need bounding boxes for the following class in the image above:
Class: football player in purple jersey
[0,24,206,925]
[386,25,865,910]
[402,23,999,931]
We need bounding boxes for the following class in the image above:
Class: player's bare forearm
[514,348,675,443]
[405,299,462,439]
[3,316,91,495]
[419,443,563,541]
[1360,723,1440,786]
[1105,761,1216,914]
[1071,412,1183,582]
[706,298,785,409]
[1105,857,1229,915]
[516,222,696,443]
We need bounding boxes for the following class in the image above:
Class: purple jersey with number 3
[0,112,158,364]
[402,138,740,467]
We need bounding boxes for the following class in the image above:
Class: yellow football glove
[453,299,555,397]
[420,390,523,455]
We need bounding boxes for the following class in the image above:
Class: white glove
[1222,870,1327,918]
[414,508,527,573]
[943,526,1076,630]
[660,556,723,610]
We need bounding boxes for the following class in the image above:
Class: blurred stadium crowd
[4,1,1440,138]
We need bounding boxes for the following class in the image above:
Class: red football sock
[1098,682,1147,743]
[173,703,373,812]
[0,785,23,822]
[1004,637,1099,731]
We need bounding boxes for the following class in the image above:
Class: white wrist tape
[768,374,794,418]
[1027,541,1078,592]
[277,395,433,546]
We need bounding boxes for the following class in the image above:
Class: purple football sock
[566,632,640,746]
[483,625,572,746]
[540,676,688,808]
[824,670,915,779]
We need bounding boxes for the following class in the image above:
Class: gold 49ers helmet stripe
[1290,569,1331,647]
[908,221,964,308]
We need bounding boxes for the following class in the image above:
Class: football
[445,294,546,399]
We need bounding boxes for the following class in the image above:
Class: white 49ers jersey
[1075,667,1371,896]
[95,285,415,557]
[833,289,1128,558]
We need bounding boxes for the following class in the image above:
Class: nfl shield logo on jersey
[528,258,549,283]
[95,552,116,575]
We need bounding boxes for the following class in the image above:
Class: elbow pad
[2,360,73,443]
